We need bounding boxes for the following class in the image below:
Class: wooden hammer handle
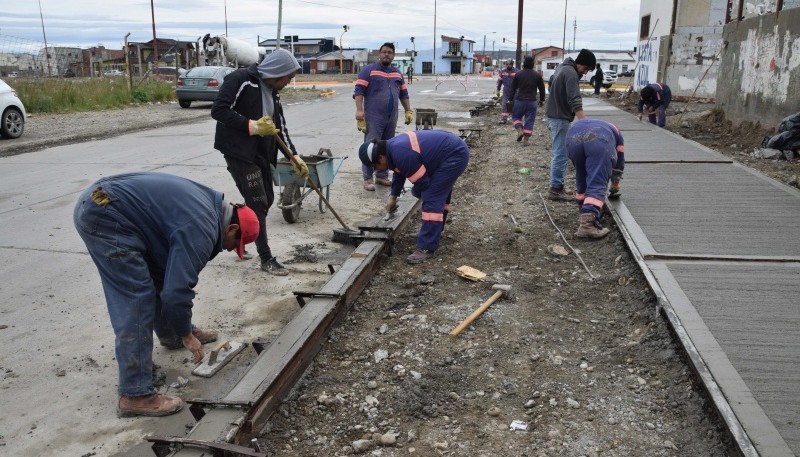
[450,290,504,336]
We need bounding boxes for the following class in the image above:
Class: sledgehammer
[450,284,513,337]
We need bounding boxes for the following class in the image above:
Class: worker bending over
[637,82,672,127]
[359,130,470,264]
[73,172,259,417]
[566,119,625,239]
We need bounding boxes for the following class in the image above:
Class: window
[546,62,558,70]
[640,15,651,39]
[551,50,558,56]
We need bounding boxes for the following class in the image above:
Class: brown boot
[547,186,573,201]
[363,179,375,191]
[405,249,434,264]
[576,213,610,239]
[118,393,183,418]
[192,327,218,344]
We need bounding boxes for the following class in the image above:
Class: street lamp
[482,32,496,72]
[410,36,416,76]
[459,35,464,74]
[339,25,349,74]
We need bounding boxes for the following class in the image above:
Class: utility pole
[515,0,523,69]
[224,0,228,36]
[276,0,283,46]
[150,0,158,72]
[562,0,568,56]
[38,0,52,76]
[572,17,577,53]
[410,36,415,73]
[433,0,437,74]
[339,25,348,74]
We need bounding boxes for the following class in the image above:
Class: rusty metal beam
[166,197,421,456]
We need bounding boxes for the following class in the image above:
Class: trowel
[191,340,247,378]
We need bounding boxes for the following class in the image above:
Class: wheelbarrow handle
[274,136,354,232]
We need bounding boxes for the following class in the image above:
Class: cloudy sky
[2,0,641,54]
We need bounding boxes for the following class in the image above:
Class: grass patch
[13,78,176,114]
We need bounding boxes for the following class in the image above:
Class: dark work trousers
[225,155,275,262]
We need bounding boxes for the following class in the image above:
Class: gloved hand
[292,155,309,180]
[357,119,367,132]
[609,169,623,199]
[405,110,413,125]
[495,90,500,98]
[249,116,278,136]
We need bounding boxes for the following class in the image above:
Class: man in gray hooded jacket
[545,49,596,201]
[212,49,308,275]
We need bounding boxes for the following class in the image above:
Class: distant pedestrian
[545,48,596,201]
[354,42,414,191]
[637,82,672,127]
[358,130,470,264]
[510,56,546,146]
[73,172,259,417]
[593,64,604,95]
[406,64,414,84]
[496,60,517,124]
[566,119,625,239]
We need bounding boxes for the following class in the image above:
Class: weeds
[12,78,176,113]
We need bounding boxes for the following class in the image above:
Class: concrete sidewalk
[584,98,800,457]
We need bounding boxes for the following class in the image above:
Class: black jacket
[211,64,296,165]
[510,68,546,103]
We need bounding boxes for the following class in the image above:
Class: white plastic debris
[509,420,529,431]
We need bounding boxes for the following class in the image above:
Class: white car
[103,69,124,77]
[581,67,618,88]
[0,79,26,139]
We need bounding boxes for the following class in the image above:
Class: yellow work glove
[404,110,413,125]
[357,119,367,132]
[248,116,278,136]
[292,155,309,180]
[495,90,500,97]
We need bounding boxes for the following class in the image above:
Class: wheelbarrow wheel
[281,182,302,223]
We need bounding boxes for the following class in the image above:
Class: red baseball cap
[235,205,259,259]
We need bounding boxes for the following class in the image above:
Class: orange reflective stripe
[421,211,444,222]
[401,84,408,90]
[355,79,368,87]
[408,165,427,183]
[404,131,421,153]
[616,145,625,153]
[584,196,604,208]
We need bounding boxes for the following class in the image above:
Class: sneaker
[547,187,573,201]
[405,249,434,264]
[118,393,183,418]
[375,177,392,186]
[261,257,289,276]
[159,326,218,349]
[363,179,375,191]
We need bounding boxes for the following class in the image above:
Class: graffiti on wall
[635,36,660,90]
[738,27,800,103]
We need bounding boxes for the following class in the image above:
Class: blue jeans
[73,186,175,396]
[547,117,572,188]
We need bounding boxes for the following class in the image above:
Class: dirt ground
[253,94,760,456]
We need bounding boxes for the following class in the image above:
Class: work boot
[261,256,289,276]
[575,213,610,239]
[547,186,572,201]
[405,249,434,264]
[118,393,183,418]
[375,177,392,186]
[363,179,375,191]
[159,326,218,349]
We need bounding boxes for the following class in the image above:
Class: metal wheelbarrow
[271,148,347,223]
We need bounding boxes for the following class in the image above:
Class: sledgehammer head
[492,284,514,300]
